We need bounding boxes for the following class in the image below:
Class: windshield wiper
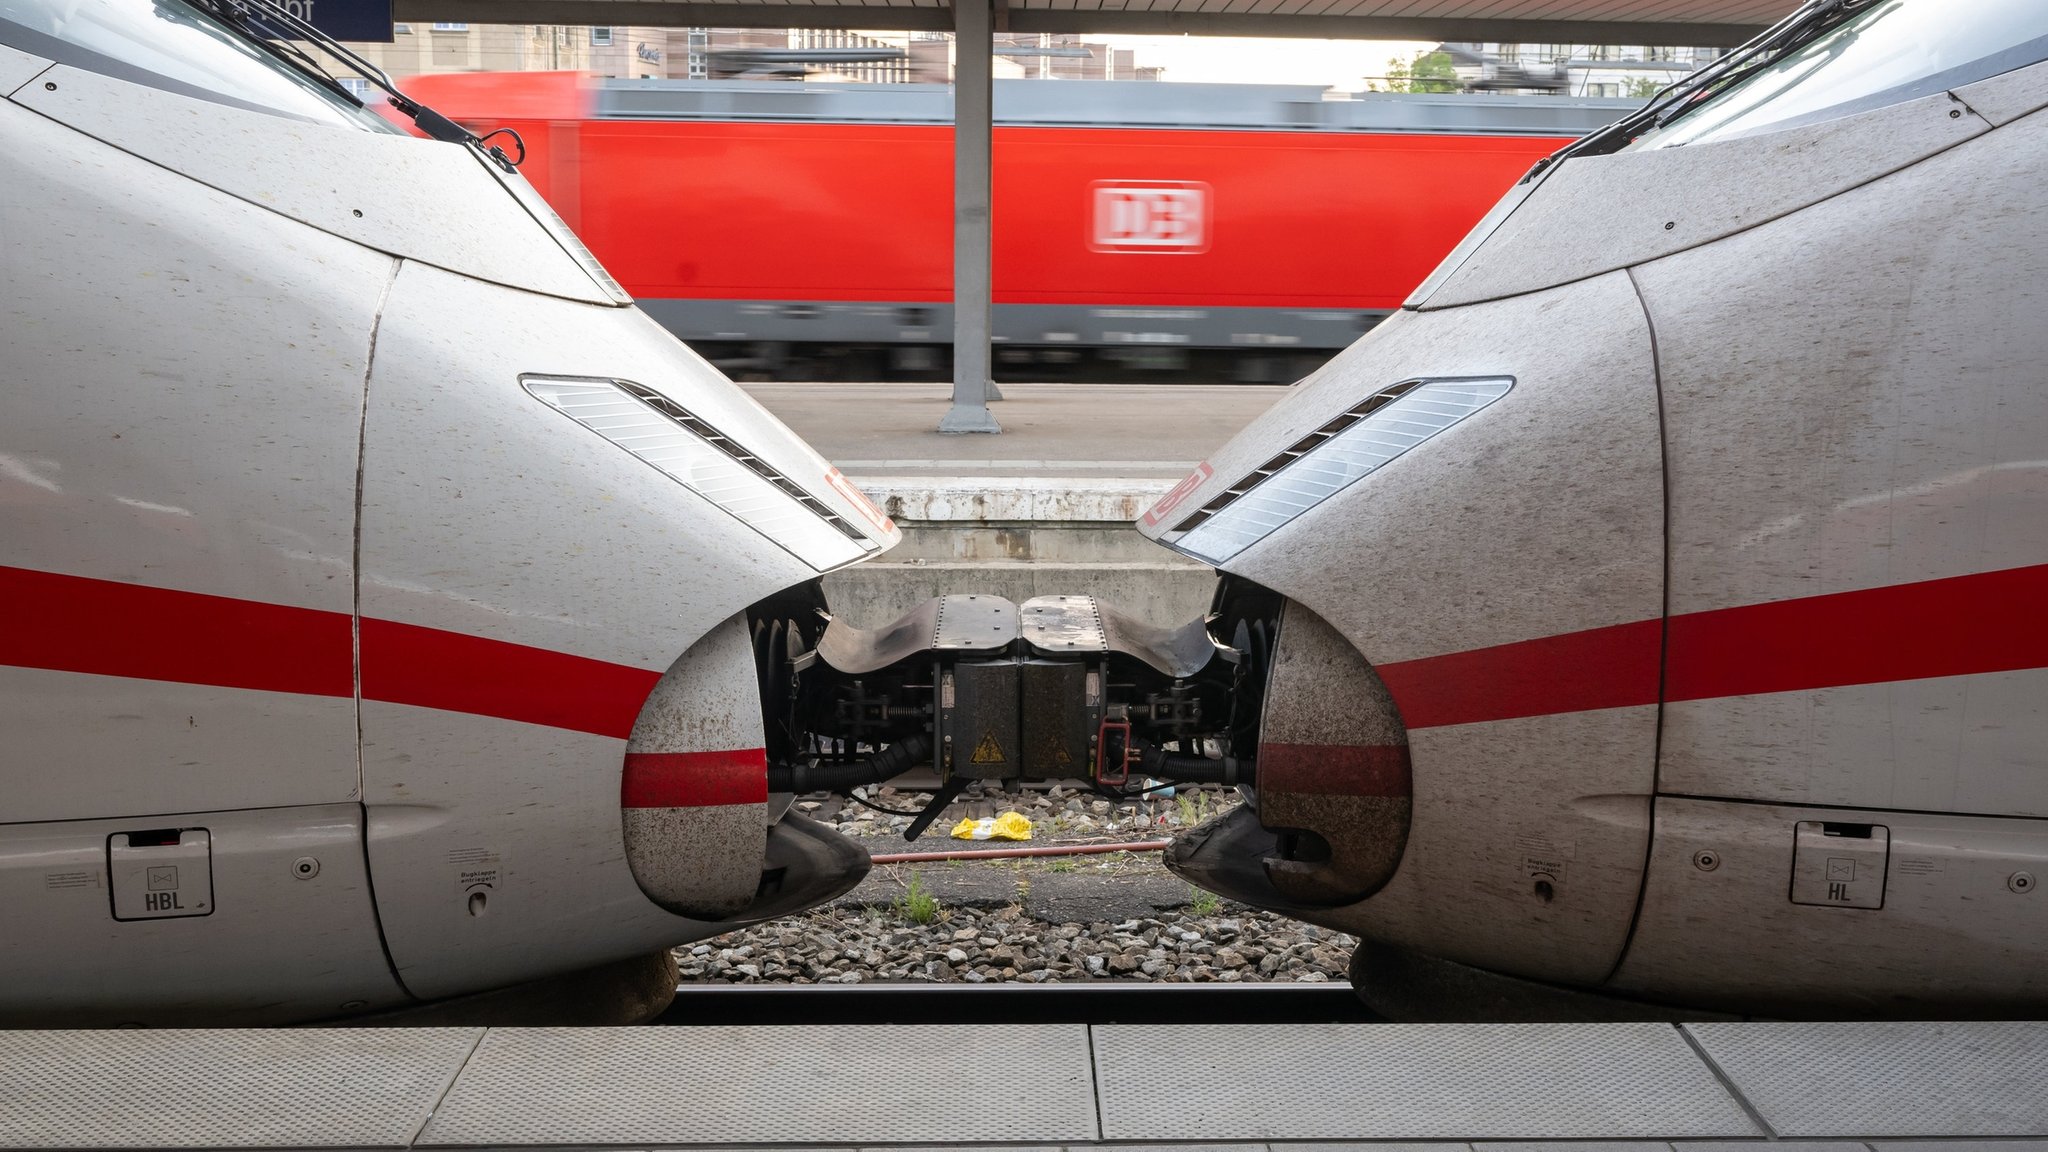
[194,0,507,166]
[1533,0,1883,173]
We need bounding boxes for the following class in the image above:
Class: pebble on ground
[675,783,1357,985]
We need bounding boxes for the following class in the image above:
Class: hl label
[1790,821,1888,910]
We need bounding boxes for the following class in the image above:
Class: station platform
[745,382,1283,628]
[741,381,1285,481]
[6,1020,2047,1148]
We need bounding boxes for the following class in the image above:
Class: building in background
[338,29,1699,93]
[337,25,1161,84]
[1435,42,1723,98]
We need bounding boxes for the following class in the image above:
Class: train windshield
[1627,0,2048,149]
[0,0,399,132]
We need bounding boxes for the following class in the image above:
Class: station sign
[274,0,395,43]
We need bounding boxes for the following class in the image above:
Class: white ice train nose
[1145,272,1666,997]
[351,264,895,1007]
[0,3,899,1024]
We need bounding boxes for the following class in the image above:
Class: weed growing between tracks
[894,874,941,926]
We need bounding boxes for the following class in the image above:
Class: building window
[392,22,411,32]
[338,76,372,96]
[591,26,613,45]
[430,21,467,31]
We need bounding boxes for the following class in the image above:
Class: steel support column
[938,0,1001,434]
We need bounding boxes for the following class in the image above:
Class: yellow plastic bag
[949,811,1034,841]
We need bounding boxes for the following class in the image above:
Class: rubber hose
[1138,745,1255,787]
[768,733,934,793]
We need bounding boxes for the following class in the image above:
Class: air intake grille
[1160,377,1513,566]
[613,380,867,545]
[1173,381,1421,534]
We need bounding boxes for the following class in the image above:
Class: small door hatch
[108,829,213,920]
[1790,820,1888,909]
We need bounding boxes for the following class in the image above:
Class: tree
[1623,75,1665,99]
[1378,48,1458,93]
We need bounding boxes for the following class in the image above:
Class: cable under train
[5,0,2047,1026]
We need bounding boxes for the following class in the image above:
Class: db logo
[1143,462,1214,528]
[1090,181,1210,253]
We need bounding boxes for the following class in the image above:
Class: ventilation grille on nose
[612,380,869,545]
[1173,381,1422,533]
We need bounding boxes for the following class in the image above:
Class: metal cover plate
[0,1028,481,1148]
[1093,1023,1758,1140]
[418,1024,1098,1145]
[1685,1021,2048,1137]
[934,594,1020,652]
[1021,595,1107,654]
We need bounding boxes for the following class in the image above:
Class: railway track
[659,981,1380,1025]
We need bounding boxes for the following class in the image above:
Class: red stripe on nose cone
[622,748,769,808]
[1258,743,1411,797]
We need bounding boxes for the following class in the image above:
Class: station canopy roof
[394,0,1799,47]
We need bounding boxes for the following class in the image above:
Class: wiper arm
[1548,0,1882,166]
[200,0,510,165]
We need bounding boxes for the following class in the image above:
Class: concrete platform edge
[6,1022,2048,1149]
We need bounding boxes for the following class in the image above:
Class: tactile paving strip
[1093,1023,1758,1141]
[417,1024,1098,1146]
[1685,1021,2048,1137]
[0,1028,481,1149]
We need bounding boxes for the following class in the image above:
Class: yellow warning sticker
[1053,744,1074,767]
[970,730,1006,764]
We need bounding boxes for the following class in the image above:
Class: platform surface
[742,382,1286,481]
[7,1021,2048,1149]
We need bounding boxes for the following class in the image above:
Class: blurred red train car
[405,72,1634,380]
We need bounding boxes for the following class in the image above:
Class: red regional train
[402,73,1636,381]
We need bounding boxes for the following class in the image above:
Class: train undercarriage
[694,339,1341,385]
[744,578,1282,840]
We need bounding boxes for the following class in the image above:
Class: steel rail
[867,840,1172,864]
[658,981,1380,1025]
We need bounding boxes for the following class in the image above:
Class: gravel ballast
[675,784,1357,985]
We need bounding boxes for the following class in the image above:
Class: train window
[1628,0,2048,150]
[0,0,403,133]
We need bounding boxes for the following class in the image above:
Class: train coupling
[749,593,1262,840]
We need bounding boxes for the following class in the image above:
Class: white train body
[0,0,893,1025]
[10,0,2048,1026]
[1154,2,2048,1017]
